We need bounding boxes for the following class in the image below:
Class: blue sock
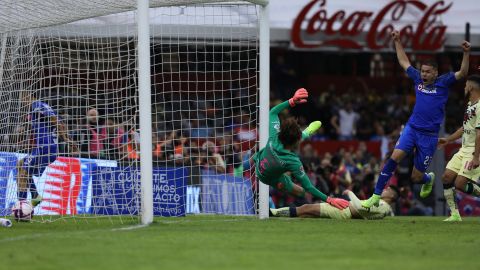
[28,179,38,199]
[421,173,432,184]
[374,158,397,195]
[18,191,27,201]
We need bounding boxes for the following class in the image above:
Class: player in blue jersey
[16,92,77,207]
[362,30,471,208]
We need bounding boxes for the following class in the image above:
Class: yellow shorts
[319,203,352,220]
[446,149,480,181]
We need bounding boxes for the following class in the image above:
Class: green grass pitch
[0,216,479,270]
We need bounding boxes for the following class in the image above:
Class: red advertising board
[292,0,452,51]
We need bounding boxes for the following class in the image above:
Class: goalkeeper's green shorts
[259,174,294,193]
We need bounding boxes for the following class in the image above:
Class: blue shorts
[395,125,438,172]
[22,145,58,176]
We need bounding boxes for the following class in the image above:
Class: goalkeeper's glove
[288,88,308,107]
[326,197,350,210]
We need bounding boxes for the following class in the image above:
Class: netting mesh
[0,2,260,222]
[0,0,260,34]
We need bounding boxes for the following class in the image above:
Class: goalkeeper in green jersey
[254,88,349,210]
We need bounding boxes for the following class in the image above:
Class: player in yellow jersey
[270,186,398,220]
[438,75,480,221]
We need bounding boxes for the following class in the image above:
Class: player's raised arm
[391,30,411,71]
[269,88,308,115]
[455,41,471,80]
[268,88,308,137]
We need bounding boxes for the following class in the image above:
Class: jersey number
[424,156,432,166]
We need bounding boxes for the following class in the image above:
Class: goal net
[0,0,266,223]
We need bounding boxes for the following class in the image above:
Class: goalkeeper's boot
[420,172,435,198]
[31,194,43,207]
[361,194,381,208]
[443,211,462,222]
[269,207,290,217]
[305,121,322,137]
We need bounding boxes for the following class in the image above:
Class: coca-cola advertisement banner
[266,0,480,51]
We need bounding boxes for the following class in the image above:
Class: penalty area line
[0,233,54,243]
[111,224,149,231]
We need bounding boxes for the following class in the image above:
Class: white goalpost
[0,0,269,224]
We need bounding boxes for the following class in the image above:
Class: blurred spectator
[189,119,212,138]
[77,108,103,158]
[330,102,359,140]
[202,141,226,174]
[126,128,140,160]
[234,111,257,150]
[174,133,188,158]
[355,109,374,140]
[300,143,319,171]
[100,117,128,161]
[152,133,162,160]
[370,122,390,159]
[157,131,176,163]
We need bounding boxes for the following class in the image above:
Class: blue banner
[93,166,188,217]
[0,153,18,216]
[201,170,255,215]
[0,152,256,217]
[91,166,139,216]
[152,167,188,217]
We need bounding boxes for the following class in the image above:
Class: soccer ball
[11,200,34,222]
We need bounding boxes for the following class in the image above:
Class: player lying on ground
[254,88,349,210]
[270,186,398,220]
[17,92,77,207]
[362,30,471,208]
[438,75,480,222]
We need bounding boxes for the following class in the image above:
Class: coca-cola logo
[291,0,452,50]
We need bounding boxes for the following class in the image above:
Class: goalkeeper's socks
[374,158,397,195]
[289,206,298,217]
